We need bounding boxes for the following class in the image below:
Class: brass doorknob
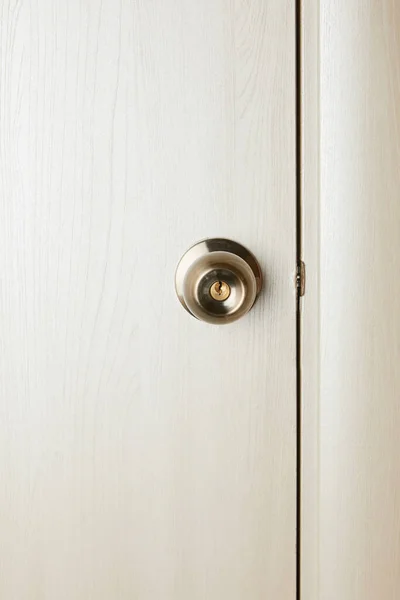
[175,238,263,324]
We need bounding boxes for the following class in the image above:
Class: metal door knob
[175,238,262,324]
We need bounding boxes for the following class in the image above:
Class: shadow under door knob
[175,238,263,325]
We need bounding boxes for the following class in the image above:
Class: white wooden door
[302,1,400,599]
[0,2,297,598]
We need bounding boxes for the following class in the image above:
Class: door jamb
[297,1,320,599]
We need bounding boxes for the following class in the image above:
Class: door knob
[175,238,262,324]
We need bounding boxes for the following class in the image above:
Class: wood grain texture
[316,2,400,598]
[0,1,296,598]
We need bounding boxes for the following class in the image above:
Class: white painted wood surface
[303,1,400,598]
[0,1,296,598]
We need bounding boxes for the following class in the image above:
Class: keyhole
[209,280,231,301]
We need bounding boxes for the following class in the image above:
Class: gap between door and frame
[295,1,303,599]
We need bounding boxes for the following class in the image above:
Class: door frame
[299,1,320,598]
